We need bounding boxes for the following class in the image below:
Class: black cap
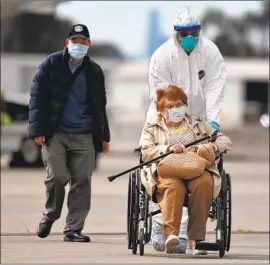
[68,24,90,40]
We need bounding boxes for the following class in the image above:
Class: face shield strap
[174,24,201,31]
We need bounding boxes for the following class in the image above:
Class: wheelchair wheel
[216,197,225,258]
[127,170,140,254]
[225,173,232,252]
[219,240,225,258]
[139,228,145,256]
[147,208,152,244]
[140,185,152,245]
[127,174,133,250]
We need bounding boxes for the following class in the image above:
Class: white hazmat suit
[145,6,227,252]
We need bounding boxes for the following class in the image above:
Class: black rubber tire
[219,240,225,258]
[9,138,42,168]
[139,228,144,256]
[226,173,232,252]
[126,172,138,254]
[220,172,228,253]
[127,174,133,250]
[131,170,140,255]
[132,235,138,255]
[216,197,225,258]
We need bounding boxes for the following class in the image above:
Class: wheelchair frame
[127,152,232,258]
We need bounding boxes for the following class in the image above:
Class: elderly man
[146,6,227,254]
[28,24,110,242]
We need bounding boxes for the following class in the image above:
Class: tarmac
[1,154,269,263]
[2,234,269,263]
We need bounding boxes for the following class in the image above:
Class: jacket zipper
[188,56,193,115]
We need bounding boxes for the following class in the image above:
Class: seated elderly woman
[139,85,232,254]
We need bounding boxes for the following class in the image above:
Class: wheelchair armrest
[134,147,142,153]
[215,150,227,161]
[134,147,143,160]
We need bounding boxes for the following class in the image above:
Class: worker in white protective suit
[146,6,227,255]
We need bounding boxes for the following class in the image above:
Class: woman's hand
[168,143,186,154]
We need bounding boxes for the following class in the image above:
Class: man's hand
[103,141,110,154]
[168,143,186,154]
[34,136,45,145]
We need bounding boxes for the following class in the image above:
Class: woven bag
[157,151,207,180]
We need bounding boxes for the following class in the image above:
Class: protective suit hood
[174,6,201,32]
[147,36,227,124]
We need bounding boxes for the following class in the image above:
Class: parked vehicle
[1,92,102,169]
[260,113,269,128]
[1,92,43,167]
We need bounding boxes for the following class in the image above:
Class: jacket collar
[62,47,69,61]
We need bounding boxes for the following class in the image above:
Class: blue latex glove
[208,121,220,132]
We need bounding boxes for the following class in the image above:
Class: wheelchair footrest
[195,242,220,251]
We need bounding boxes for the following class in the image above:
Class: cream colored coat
[139,114,232,199]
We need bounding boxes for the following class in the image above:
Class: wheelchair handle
[107,130,218,182]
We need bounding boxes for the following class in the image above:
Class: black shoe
[63,231,90,243]
[37,218,54,238]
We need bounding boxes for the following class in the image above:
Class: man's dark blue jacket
[28,47,110,153]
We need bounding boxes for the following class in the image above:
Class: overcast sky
[56,1,262,57]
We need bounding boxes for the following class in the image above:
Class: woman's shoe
[165,235,180,254]
[151,220,166,252]
[175,238,187,254]
[186,240,207,255]
[152,241,166,252]
[194,249,208,255]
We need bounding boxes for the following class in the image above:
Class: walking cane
[107,131,218,182]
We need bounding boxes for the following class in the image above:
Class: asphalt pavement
[2,234,269,263]
[1,155,269,263]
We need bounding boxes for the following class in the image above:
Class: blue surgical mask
[180,36,198,52]
[168,105,187,122]
[68,43,88,59]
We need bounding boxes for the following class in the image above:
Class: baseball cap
[68,24,90,40]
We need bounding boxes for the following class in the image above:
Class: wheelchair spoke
[135,185,143,195]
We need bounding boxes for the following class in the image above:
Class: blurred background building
[1,0,269,167]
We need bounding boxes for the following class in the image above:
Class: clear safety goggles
[178,30,200,38]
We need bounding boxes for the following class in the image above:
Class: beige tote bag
[157,144,215,180]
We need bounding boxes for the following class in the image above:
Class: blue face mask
[68,43,88,59]
[180,36,198,52]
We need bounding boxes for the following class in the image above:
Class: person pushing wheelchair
[139,85,232,254]
[145,6,227,255]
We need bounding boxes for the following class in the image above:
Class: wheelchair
[127,149,232,258]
